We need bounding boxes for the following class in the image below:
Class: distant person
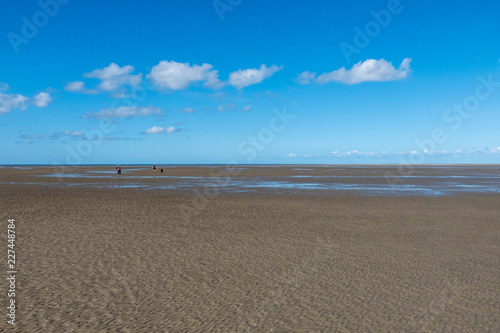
[161,169,163,173]
[153,164,157,171]
[116,165,121,176]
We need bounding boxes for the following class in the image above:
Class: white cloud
[1,89,52,113]
[402,147,500,157]
[147,60,223,90]
[144,125,178,134]
[83,63,142,91]
[328,150,378,157]
[71,61,283,93]
[82,106,163,119]
[490,146,500,154]
[345,150,375,156]
[62,130,84,136]
[65,81,84,91]
[241,105,251,112]
[0,83,9,92]
[0,92,29,113]
[297,58,412,85]
[64,81,99,94]
[179,107,197,113]
[288,153,296,158]
[229,64,282,89]
[49,130,86,140]
[295,71,317,84]
[32,92,52,107]
[324,147,500,159]
[204,69,225,89]
[471,147,500,155]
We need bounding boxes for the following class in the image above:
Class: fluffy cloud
[68,61,282,93]
[297,58,412,85]
[288,153,296,158]
[241,105,252,112]
[82,106,163,119]
[205,69,225,89]
[64,81,98,94]
[65,63,142,95]
[0,83,9,92]
[144,125,178,134]
[229,64,282,89]
[295,71,317,84]
[0,92,29,113]
[1,88,52,113]
[147,61,282,90]
[83,63,142,91]
[32,92,52,107]
[65,81,85,91]
[147,61,223,90]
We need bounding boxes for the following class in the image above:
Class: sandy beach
[1,165,499,332]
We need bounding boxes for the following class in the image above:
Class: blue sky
[1,0,499,164]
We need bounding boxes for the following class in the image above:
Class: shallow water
[22,173,500,196]
[3,165,498,196]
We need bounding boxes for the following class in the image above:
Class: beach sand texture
[1,166,499,332]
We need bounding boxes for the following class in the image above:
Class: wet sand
[1,166,499,332]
